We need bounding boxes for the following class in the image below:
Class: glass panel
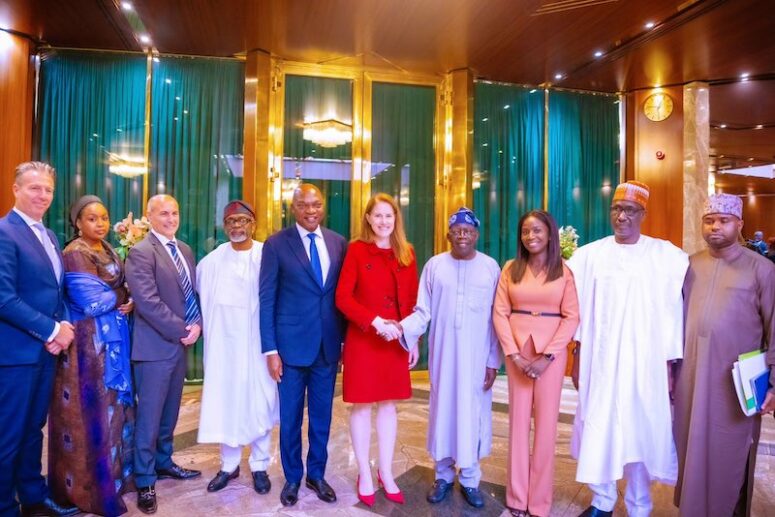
[548,90,620,245]
[370,82,436,268]
[283,75,353,239]
[38,50,146,246]
[473,82,545,266]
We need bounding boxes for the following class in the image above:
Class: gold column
[243,50,276,241]
[543,88,549,210]
[141,53,153,208]
[439,68,474,251]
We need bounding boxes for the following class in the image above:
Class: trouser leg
[248,431,272,472]
[220,444,242,473]
[505,357,534,511]
[434,457,456,484]
[155,352,186,470]
[305,351,337,481]
[458,461,481,489]
[623,462,653,517]
[277,363,305,484]
[589,480,618,512]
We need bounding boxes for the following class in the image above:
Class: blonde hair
[358,193,413,266]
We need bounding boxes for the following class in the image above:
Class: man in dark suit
[260,184,347,507]
[0,161,79,517]
[125,194,202,514]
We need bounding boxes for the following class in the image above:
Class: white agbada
[401,252,502,469]
[196,241,279,447]
[567,235,688,485]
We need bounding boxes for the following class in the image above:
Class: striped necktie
[166,241,201,325]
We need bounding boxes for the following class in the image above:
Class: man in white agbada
[567,181,688,517]
[399,207,501,509]
[196,200,279,494]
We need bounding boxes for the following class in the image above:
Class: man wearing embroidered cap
[196,200,279,495]
[673,193,775,516]
[399,207,501,508]
[567,181,689,517]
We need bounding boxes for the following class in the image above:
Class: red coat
[335,240,419,403]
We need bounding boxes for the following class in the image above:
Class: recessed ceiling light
[719,124,727,129]
[139,34,151,44]
[554,73,564,80]
[645,21,655,29]
[748,157,755,161]
[594,50,604,58]
[121,2,133,10]
[719,154,725,158]
[740,72,750,81]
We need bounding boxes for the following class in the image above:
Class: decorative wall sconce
[656,151,665,160]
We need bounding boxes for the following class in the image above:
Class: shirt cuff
[264,350,279,356]
[46,322,60,343]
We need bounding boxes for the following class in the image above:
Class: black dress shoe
[579,506,613,517]
[280,482,300,506]
[207,467,239,492]
[305,477,337,503]
[21,497,80,517]
[252,470,271,494]
[461,486,485,508]
[137,486,157,515]
[156,463,202,480]
[426,479,453,504]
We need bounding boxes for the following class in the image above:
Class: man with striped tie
[126,194,202,514]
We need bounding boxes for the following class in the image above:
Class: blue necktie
[166,241,201,325]
[307,233,324,287]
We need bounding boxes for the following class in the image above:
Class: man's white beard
[229,233,248,243]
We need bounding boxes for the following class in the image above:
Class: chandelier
[302,119,352,148]
[107,152,148,179]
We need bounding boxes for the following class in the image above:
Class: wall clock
[643,92,674,122]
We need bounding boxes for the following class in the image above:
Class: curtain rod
[475,79,619,97]
[38,46,245,62]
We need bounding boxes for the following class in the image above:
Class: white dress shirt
[295,223,331,284]
[151,229,193,280]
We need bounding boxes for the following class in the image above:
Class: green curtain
[473,82,545,266]
[370,81,436,369]
[38,50,147,245]
[148,55,244,381]
[548,91,620,244]
[370,82,436,268]
[283,75,352,238]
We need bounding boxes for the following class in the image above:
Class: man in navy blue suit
[259,183,347,507]
[0,161,79,517]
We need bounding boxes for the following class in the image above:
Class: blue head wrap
[448,207,480,229]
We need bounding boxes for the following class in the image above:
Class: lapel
[285,226,323,290]
[148,232,186,295]
[9,210,58,285]
[321,228,341,291]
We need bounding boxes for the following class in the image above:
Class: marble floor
[46,374,775,516]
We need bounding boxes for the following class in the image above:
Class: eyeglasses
[449,228,477,237]
[609,206,643,217]
[224,216,254,227]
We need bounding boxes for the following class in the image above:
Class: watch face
[643,93,674,122]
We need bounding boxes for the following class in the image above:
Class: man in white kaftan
[196,201,279,494]
[399,208,501,509]
[567,182,688,517]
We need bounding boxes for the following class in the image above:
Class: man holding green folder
[673,193,775,517]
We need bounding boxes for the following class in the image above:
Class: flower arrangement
[113,212,151,260]
[559,225,579,259]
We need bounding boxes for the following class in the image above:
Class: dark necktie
[307,233,324,287]
[166,241,201,324]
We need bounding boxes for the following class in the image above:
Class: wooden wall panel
[741,196,775,243]
[626,87,684,247]
[0,33,34,213]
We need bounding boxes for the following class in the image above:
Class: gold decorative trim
[142,52,153,209]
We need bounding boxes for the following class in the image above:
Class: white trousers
[589,462,652,517]
[435,456,482,489]
[220,430,272,473]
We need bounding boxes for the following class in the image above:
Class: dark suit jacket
[125,232,198,362]
[0,210,65,365]
[259,225,347,367]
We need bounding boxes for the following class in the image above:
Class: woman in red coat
[335,193,419,506]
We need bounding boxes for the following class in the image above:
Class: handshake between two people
[372,316,403,341]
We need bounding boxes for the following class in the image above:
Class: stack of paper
[732,350,770,416]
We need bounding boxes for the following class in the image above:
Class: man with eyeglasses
[567,181,688,517]
[399,207,501,508]
[195,200,278,495]
[259,184,348,507]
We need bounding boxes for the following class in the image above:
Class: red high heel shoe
[377,470,405,504]
[356,475,376,507]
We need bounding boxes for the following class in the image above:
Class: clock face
[643,93,674,122]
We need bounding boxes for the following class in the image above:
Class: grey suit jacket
[125,232,198,361]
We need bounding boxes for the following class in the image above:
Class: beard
[229,232,249,243]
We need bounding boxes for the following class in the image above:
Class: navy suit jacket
[259,225,347,367]
[0,210,66,365]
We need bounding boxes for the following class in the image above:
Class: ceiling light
[121,2,133,10]
[594,50,604,58]
[645,21,655,29]
[748,157,755,161]
[755,124,763,129]
[554,73,564,80]
[719,124,727,129]
[302,119,353,148]
[740,72,750,81]
[139,34,151,44]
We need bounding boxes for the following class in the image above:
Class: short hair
[15,161,56,183]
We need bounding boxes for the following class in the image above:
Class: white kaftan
[196,241,279,447]
[567,235,688,485]
[401,252,502,469]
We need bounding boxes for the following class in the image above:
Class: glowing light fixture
[108,153,148,179]
[122,2,133,10]
[554,73,564,80]
[645,21,655,29]
[594,50,603,58]
[301,119,352,148]
[139,34,151,44]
